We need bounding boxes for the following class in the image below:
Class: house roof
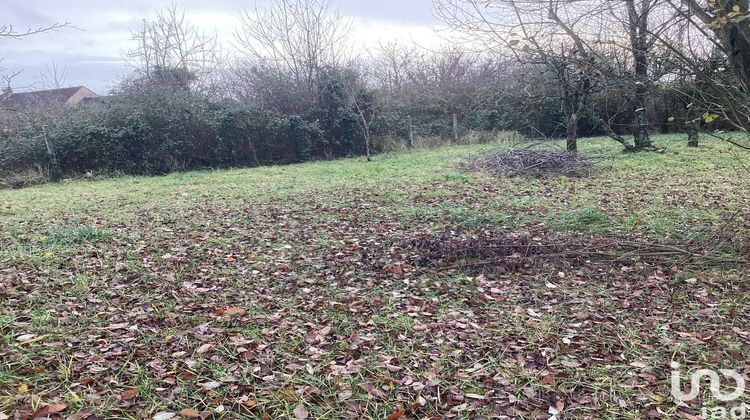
[2,86,97,109]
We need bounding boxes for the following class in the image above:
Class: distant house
[1,86,99,110]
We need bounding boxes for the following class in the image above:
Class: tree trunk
[363,124,372,162]
[566,112,578,152]
[44,129,61,181]
[715,2,750,94]
[357,108,372,162]
[633,89,652,148]
[588,110,636,151]
[687,124,699,148]
[628,0,652,149]
[727,33,750,95]
[683,0,750,93]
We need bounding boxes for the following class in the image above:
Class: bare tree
[434,0,639,151]
[1,21,70,105]
[371,41,421,95]
[0,22,69,40]
[0,60,21,99]
[39,60,68,90]
[600,1,682,149]
[624,0,656,148]
[670,0,750,92]
[124,3,220,91]
[652,0,750,147]
[234,0,352,103]
[347,63,377,161]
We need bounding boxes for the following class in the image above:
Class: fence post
[452,113,458,144]
[407,115,414,149]
[43,126,61,181]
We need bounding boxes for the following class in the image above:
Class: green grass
[1,134,749,419]
[43,225,111,247]
[548,207,612,233]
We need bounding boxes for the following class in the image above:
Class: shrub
[0,166,47,189]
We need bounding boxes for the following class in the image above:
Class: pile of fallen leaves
[3,143,750,419]
[463,145,602,178]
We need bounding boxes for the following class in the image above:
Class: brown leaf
[47,403,68,414]
[66,407,96,420]
[179,370,196,380]
[121,388,137,400]
[388,264,403,275]
[223,307,247,317]
[384,363,402,372]
[196,343,213,354]
[337,390,353,401]
[293,404,309,419]
[178,408,200,418]
[387,408,405,420]
[31,403,67,419]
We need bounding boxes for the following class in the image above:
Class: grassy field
[1,134,749,419]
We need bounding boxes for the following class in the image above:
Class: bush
[0,76,332,182]
[0,166,47,189]
[3,62,557,187]
[0,111,55,179]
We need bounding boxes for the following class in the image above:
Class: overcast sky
[0,0,444,94]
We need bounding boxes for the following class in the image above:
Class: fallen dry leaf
[47,403,68,414]
[200,381,221,391]
[121,388,137,400]
[222,307,246,317]
[178,408,200,418]
[387,408,405,420]
[15,334,35,342]
[2,138,747,420]
[293,404,309,419]
[31,403,67,419]
[196,343,213,354]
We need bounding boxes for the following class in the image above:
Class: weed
[44,225,111,247]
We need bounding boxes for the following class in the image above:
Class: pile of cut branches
[463,144,604,178]
[405,230,747,272]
